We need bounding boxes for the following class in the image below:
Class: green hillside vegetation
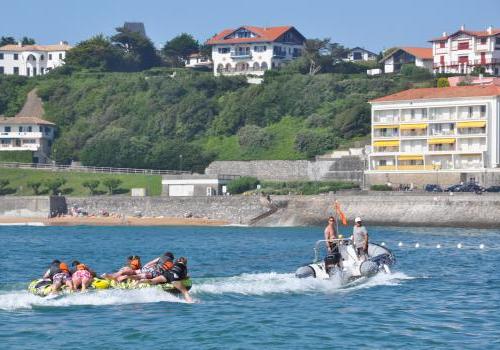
[0,29,436,172]
[0,168,162,196]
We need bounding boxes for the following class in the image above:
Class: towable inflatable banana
[28,277,192,297]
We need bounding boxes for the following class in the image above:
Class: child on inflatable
[50,262,73,294]
[116,252,174,282]
[101,255,141,280]
[71,261,95,292]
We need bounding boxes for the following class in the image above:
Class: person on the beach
[352,217,369,260]
[101,255,142,280]
[324,216,338,253]
[139,257,193,303]
[116,252,174,282]
[71,261,95,292]
[50,262,73,293]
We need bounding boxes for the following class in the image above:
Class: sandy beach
[0,216,229,226]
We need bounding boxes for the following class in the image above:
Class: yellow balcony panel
[373,125,399,129]
[398,165,434,171]
[398,155,424,161]
[457,121,486,128]
[376,165,397,170]
[428,138,456,145]
[373,140,399,147]
[400,123,428,130]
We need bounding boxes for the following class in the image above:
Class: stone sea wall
[66,192,500,228]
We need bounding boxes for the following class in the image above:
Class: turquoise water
[1,225,499,349]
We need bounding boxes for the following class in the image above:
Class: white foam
[192,271,413,296]
[0,288,185,311]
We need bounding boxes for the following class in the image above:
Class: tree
[294,130,338,158]
[0,36,16,46]
[437,77,450,88]
[21,37,35,45]
[227,176,260,194]
[102,178,122,195]
[27,181,42,195]
[111,26,161,70]
[237,125,273,150]
[65,35,124,71]
[0,179,10,195]
[162,33,199,67]
[303,38,330,75]
[330,43,349,63]
[44,177,67,195]
[82,180,100,195]
[199,44,212,60]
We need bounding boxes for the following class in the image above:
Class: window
[480,105,486,114]
[353,52,362,60]
[439,42,445,48]
[13,67,19,75]
[458,56,469,64]
[480,38,487,45]
[27,126,32,132]
[13,53,18,60]
[40,54,44,60]
[39,126,43,132]
[59,53,63,59]
[217,47,230,54]
[496,37,500,46]
[293,48,301,57]
[0,67,3,74]
[19,126,23,132]
[48,53,52,60]
[457,41,469,50]
[254,46,266,52]
[5,126,11,132]
[0,53,3,59]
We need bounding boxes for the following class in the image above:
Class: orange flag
[334,201,348,226]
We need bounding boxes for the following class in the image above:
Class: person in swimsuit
[50,262,73,293]
[71,261,95,292]
[101,256,141,280]
[117,252,174,282]
[324,216,339,253]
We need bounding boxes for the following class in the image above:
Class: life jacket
[76,263,87,271]
[47,262,61,279]
[156,255,174,272]
[59,263,70,274]
[171,262,187,280]
[129,258,141,270]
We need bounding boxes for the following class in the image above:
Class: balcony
[457,128,486,136]
[429,130,455,136]
[218,67,266,76]
[374,164,435,171]
[433,58,500,68]
[230,52,252,59]
[0,132,44,138]
[373,132,399,138]
[400,131,427,137]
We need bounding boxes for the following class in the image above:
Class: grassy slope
[0,168,162,196]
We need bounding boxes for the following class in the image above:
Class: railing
[0,132,44,138]
[0,144,39,150]
[429,130,455,136]
[0,162,190,175]
[373,133,399,138]
[218,67,267,75]
[433,58,500,68]
[230,52,252,58]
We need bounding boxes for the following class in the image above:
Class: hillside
[0,66,434,171]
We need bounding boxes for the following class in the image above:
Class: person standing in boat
[324,216,339,253]
[352,217,369,260]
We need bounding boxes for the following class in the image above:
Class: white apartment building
[346,47,377,62]
[431,26,500,76]
[366,84,500,186]
[380,47,433,73]
[206,26,305,76]
[0,116,55,163]
[0,41,71,77]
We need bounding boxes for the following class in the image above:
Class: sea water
[0,225,499,349]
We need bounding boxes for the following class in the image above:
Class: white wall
[0,49,67,76]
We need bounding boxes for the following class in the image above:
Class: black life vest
[171,262,187,280]
[47,262,61,279]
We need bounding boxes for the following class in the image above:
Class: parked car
[424,184,443,192]
[485,185,500,192]
[462,183,485,193]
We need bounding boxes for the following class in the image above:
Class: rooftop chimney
[442,32,447,37]
[487,26,493,34]
[460,24,465,31]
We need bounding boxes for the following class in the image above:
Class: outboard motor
[359,260,378,277]
[295,265,316,278]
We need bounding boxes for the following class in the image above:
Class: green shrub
[437,77,450,88]
[227,176,260,194]
[27,181,42,195]
[400,64,433,80]
[44,177,67,195]
[237,125,273,150]
[82,179,100,195]
[0,151,33,163]
[260,180,358,195]
[102,178,123,195]
[370,184,392,191]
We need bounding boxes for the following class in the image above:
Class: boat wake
[0,287,186,311]
[192,271,413,296]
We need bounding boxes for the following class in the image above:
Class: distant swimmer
[352,217,369,260]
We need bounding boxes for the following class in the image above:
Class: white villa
[0,116,55,163]
[366,84,500,186]
[380,47,433,73]
[185,53,212,69]
[0,41,71,77]
[346,47,377,62]
[430,25,500,76]
[206,25,305,76]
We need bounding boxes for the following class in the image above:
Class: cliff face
[65,193,500,228]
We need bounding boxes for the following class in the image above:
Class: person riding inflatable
[71,261,95,292]
[50,262,73,294]
[117,252,174,282]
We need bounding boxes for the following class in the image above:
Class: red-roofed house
[431,25,500,76]
[205,26,305,77]
[0,41,71,77]
[366,84,500,187]
[380,47,433,73]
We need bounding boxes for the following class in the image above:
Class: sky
[1,0,499,52]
